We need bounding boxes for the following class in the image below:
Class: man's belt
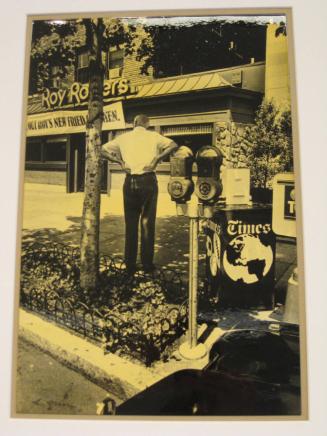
[126,172,156,178]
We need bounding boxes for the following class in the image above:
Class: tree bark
[80,19,104,294]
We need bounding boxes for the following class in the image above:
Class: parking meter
[195,146,223,205]
[168,146,194,203]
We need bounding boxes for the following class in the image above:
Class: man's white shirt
[102,126,173,175]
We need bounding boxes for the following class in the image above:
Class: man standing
[102,114,178,275]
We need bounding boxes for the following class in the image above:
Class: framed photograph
[11,7,308,420]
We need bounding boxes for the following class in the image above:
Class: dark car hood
[115,369,300,416]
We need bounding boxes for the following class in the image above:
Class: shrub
[243,101,293,188]
[20,241,187,366]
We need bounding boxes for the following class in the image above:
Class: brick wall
[124,56,152,85]
[122,26,153,85]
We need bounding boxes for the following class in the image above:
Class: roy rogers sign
[41,79,134,109]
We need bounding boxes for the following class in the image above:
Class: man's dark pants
[123,172,158,273]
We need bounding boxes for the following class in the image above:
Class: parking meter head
[174,146,194,159]
[195,146,223,204]
[168,178,194,203]
[168,146,194,203]
[196,146,222,159]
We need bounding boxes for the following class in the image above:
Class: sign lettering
[26,102,125,137]
[284,184,296,220]
[227,220,271,236]
[41,79,135,109]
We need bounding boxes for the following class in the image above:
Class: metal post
[107,161,111,196]
[74,148,78,192]
[188,216,198,348]
[179,203,207,360]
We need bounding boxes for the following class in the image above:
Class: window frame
[76,48,90,83]
[77,51,89,69]
[25,136,68,171]
[50,65,62,89]
[107,47,124,79]
[43,138,67,164]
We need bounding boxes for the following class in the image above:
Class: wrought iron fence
[20,240,188,366]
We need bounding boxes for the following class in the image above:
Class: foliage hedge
[20,241,188,366]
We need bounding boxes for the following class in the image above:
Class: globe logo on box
[223,234,273,284]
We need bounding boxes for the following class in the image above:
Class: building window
[160,124,214,162]
[26,141,42,161]
[44,140,67,162]
[78,52,89,69]
[76,50,89,83]
[25,138,67,168]
[51,65,62,89]
[108,48,124,79]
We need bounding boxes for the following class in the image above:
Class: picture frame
[1,0,326,434]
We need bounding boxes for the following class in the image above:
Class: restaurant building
[25,24,289,194]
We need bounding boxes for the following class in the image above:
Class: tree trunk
[80,20,104,294]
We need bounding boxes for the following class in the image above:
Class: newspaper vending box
[204,204,276,309]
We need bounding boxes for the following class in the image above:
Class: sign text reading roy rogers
[42,79,134,109]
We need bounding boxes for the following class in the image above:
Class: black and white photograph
[10,8,309,419]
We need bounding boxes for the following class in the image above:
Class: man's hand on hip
[143,157,158,173]
[142,164,156,173]
[121,161,131,174]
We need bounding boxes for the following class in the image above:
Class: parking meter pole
[179,202,207,360]
[168,146,210,361]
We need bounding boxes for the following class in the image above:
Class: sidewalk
[22,183,177,230]
[16,182,298,411]
[21,183,192,277]
[21,182,297,295]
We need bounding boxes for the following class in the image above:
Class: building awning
[133,71,232,99]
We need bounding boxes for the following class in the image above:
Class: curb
[18,308,163,402]
[18,308,227,405]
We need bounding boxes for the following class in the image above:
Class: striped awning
[135,71,232,99]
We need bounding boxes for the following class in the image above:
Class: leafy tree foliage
[136,19,267,77]
[29,19,136,93]
[29,20,78,93]
[29,18,268,91]
[278,109,293,172]
[244,101,293,188]
[275,21,287,37]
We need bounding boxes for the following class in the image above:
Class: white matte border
[1,1,327,435]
